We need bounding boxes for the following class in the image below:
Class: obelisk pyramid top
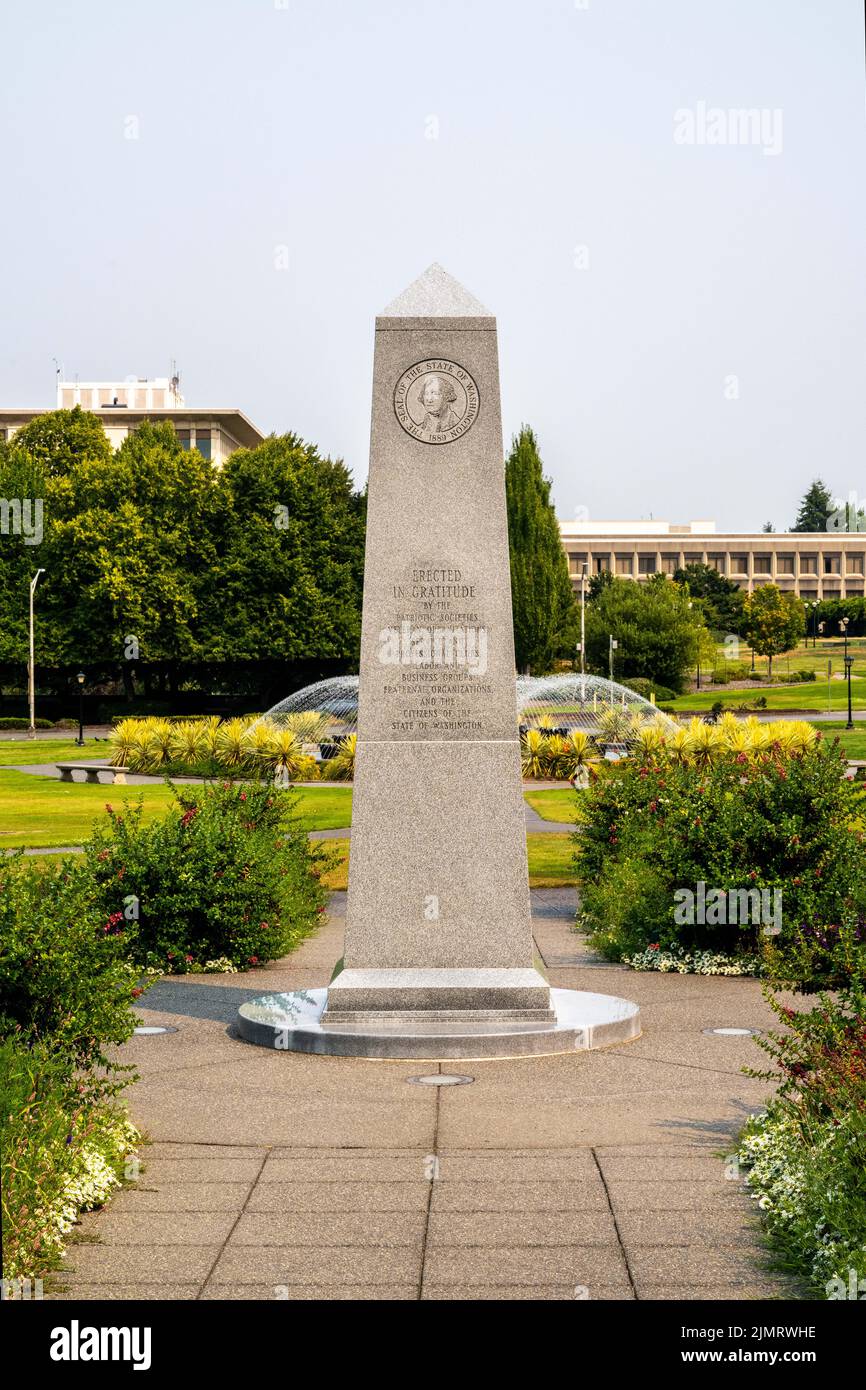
[380,262,492,318]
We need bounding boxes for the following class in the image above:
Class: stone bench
[56,762,128,785]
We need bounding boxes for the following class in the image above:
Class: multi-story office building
[560,519,866,601]
[0,375,264,465]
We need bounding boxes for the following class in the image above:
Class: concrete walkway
[51,890,793,1302]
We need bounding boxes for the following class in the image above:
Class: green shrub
[0,717,53,729]
[82,781,327,973]
[619,678,677,703]
[0,856,145,1082]
[0,857,145,1281]
[747,670,766,680]
[0,1037,139,1280]
[739,932,866,1296]
[723,661,751,681]
[779,670,819,685]
[575,743,866,963]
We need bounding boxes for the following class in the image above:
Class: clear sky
[1,0,863,531]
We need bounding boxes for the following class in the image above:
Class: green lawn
[0,771,353,849]
[0,771,177,848]
[526,833,576,885]
[0,737,110,767]
[667,678,866,713]
[524,788,578,822]
[815,726,866,759]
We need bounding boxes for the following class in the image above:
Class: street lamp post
[580,562,587,677]
[844,654,854,730]
[840,618,853,730]
[608,635,618,708]
[28,568,46,739]
[76,671,86,746]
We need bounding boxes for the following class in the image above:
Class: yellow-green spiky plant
[321,733,356,782]
[169,720,206,767]
[687,718,724,770]
[109,718,141,768]
[267,728,318,784]
[632,722,668,759]
[144,717,174,768]
[245,719,278,769]
[198,716,223,761]
[546,729,596,781]
[666,725,695,766]
[216,717,255,769]
[278,710,328,743]
[520,727,550,780]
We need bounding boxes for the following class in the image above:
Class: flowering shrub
[82,781,327,973]
[738,929,866,1297]
[575,737,866,965]
[0,858,148,1281]
[0,1039,140,1279]
[625,946,765,976]
[0,855,146,1079]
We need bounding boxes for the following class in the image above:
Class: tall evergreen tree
[504,426,577,673]
[792,479,834,532]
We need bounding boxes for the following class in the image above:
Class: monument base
[236,986,641,1060]
[322,966,554,1022]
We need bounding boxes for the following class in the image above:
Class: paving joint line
[196,1147,271,1299]
[591,1147,639,1301]
[416,1067,442,1301]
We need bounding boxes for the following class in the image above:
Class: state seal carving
[393,360,480,444]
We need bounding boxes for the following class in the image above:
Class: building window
[593,558,607,575]
[707,555,725,573]
[776,556,795,575]
[799,556,816,574]
[195,429,211,460]
[660,555,679,575]
[616,554,633,576]
[638,556,656,575]
[823,555,840,575]
[568,552,588,576]
[176,429,191,449]
[754,556,772,575]
[846,554,864,575]
[799,589,818,600]
[729,555,747,574]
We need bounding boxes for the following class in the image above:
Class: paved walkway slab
[51,890,794,1302]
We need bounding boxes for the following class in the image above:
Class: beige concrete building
[0,376,264,464]
[560,519,866,601]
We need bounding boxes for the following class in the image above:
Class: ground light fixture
[133,1025,178,1036]
[702,1027,761,1037]
[407,1074,474,1086]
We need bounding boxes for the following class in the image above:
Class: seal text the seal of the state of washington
[393,360,480,444]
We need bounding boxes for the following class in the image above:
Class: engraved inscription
[375,562,492,735]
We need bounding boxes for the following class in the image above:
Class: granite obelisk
[324,265,552,1025]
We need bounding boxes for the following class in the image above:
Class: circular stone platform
[236,987,640,1060]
